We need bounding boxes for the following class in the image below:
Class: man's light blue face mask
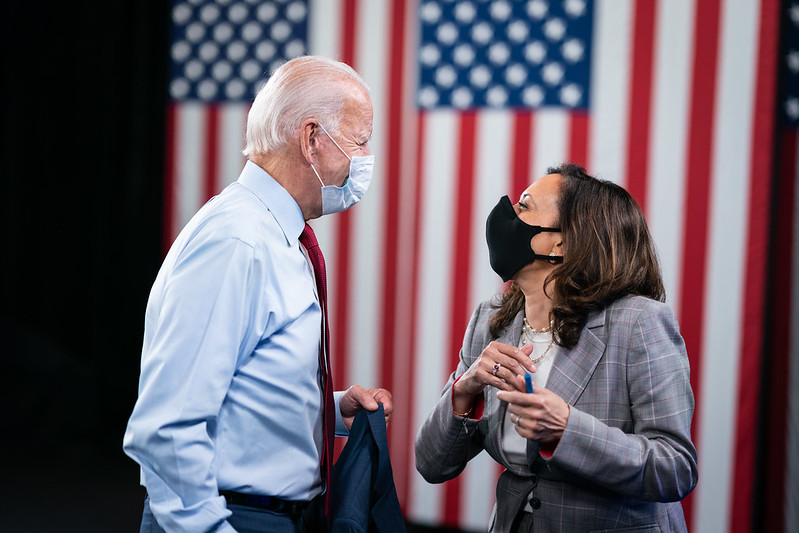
[311,123,375,215]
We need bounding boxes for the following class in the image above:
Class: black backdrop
[2,1,169,530]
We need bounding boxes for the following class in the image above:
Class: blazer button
[529,497,541,510]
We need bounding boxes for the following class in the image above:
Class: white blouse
[501,329,555,466]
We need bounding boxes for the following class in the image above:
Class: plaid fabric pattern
[415,295,696,532]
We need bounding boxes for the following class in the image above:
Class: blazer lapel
[546,308,607,406]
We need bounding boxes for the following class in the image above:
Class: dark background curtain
[1,1,168,530]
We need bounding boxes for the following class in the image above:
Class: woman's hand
[497,376,570,445]
[453,342,536,413]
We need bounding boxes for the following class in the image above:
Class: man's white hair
[243,56,369,157]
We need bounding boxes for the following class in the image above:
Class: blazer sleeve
[545,299,698,502]
[414,301,492,484]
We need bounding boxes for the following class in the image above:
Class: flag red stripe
[164,104,178,255]
[511,113,533,195]
[341,0,358,65]
[678,0,722,523]
[203,105,219,203]
[443,112,478,527]
[331,0,359,392]
[763,128,797,533]
[625,0,656,212]
[404,111,428,510]
[568,112,590,169]
[733,2,781,529]
[381,0,408,507]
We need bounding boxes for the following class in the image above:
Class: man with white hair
[123,56,392,533]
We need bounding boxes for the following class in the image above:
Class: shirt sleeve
[123,236,264,533]
[333,391,348,436]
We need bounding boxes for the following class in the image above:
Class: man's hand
[339,385,393,430]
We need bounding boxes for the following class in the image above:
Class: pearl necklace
[523,317,552,334]
[522,318,555,364]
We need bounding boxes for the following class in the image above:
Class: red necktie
[298,223,335,522]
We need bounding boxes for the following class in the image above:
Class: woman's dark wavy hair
[488,162,665,348]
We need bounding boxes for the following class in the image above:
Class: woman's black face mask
[485,195,563,282]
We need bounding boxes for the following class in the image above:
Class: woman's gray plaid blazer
[415,294,698,532]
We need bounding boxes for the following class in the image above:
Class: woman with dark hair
[415,163,698,532]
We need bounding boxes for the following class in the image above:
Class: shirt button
[529,497,542,510]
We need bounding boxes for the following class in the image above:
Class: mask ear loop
[318,123,352,162]
[310,163,325,187]
[533,253,563,264]
[531,227,563,264]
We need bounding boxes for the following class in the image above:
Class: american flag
[164,0,789,531]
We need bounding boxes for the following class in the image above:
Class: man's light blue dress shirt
[123,162,346,533]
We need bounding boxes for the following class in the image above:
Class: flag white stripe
[460,449,498,531]
[307,0,341,323]
[309,219,339,286]
[346,197,381,389]
[648,0,694,313]
[589,0,633,186]
[693,0,759,530]
[409,111,459,523]
[459,110,514,531]
[308,0,341,60]
[391,0,423,504]
[345,0,390,389]
[175,103,206,233]
[394,0,422,382]
[472,111,511,308]
[219,104,247,190]
[532,110,569,179]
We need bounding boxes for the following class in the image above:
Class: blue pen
[524,373,534,393]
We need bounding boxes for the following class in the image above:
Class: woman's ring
[514,415,522,426]
[492,363,501,375]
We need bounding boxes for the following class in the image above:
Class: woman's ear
[551,238,564,256]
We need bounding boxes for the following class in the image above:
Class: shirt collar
[237,160,305,246]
